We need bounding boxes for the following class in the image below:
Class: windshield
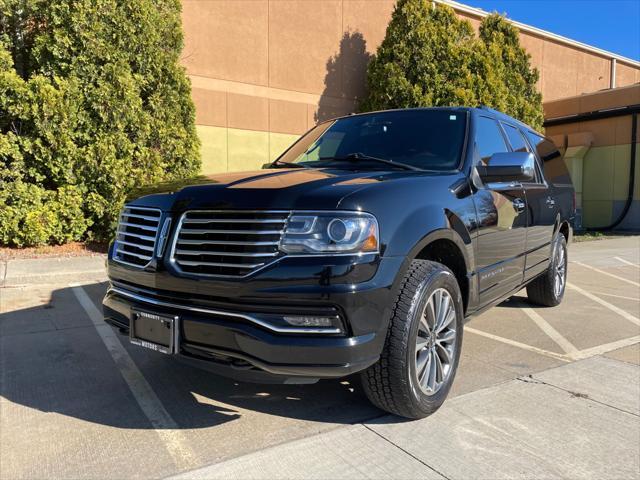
[276,109,468,171]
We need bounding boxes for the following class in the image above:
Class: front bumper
[103,255,405,382]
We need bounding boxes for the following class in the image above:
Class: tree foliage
[476,13,543,129]
[0,0,200,247]
[360,0,543,130]
[359,0,476,111]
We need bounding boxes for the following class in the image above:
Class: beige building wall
[181,0,640,174]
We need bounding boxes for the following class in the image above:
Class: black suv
[103,107,574,419]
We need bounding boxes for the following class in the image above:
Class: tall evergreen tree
[477,13,543,130]
[359,0,477,111]
[360,1,544,131]
[0,0,200,246]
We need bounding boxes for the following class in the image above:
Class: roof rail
[479,105,504,115]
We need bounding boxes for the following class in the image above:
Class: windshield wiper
[268,160,309,169]
[317,152,421,171]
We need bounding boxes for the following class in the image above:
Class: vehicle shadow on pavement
[0,282,381,430]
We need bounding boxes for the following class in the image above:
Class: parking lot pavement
[1,237,639,479]
[175,356,640,480]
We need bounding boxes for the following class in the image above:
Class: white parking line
[521,307,580,356]
[465,327,570,362]
[71,285,198,470]
[590,291,639,302]
[566,282,640,327]
[572,261,640,287]
[572,335,640,361]
[614,257,639,268]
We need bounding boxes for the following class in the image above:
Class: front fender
[383,208,475,317]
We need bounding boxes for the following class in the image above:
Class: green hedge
[0,0,200,247]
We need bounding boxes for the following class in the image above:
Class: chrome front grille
[171,210,290,277]
[113,206,162,268]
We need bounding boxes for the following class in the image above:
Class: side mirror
[476,152,535,184]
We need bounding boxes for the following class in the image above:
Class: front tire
[360,260,464,419]
[526,234,568,307]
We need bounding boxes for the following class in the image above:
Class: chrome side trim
[107,286,342,335]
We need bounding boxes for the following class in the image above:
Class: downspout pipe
[544,106,639,231]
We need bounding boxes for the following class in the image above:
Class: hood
[128,168,420,211]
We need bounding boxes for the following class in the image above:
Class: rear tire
[526,234,568,307]
[360,259,464,419]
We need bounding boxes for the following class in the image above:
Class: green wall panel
[197,125,228,174]
[227,128,270,172]
[269,132,300,161]
[582,200,613,227]
[582,146,615,202]
[612,144,632,201]
[197,125,301,174]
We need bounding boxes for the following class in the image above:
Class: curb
[0,255,108,287]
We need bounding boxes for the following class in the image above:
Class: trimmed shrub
[0,0,200,247]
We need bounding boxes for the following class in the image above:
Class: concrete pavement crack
[517,374,639,417]
[363,424,452,480]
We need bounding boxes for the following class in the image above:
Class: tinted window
[525,132,570,185]
[502,122,545,183]
[475,116,508,164]
[502,123,529,153]
[525,132,561,163]
[278,110,467,171]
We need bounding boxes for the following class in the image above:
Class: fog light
[283,315,339,328]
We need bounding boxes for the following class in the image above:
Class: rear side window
[525,132,571,186]
[502,123,529,153]
[503,123,544,184]
[475,116,508,164]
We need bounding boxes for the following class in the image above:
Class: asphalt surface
[1,237,639,479]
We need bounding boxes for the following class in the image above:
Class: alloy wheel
[415,288,457,396]
[554,241,567,298]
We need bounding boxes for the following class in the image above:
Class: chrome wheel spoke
[435,292,450,331]
[437,307,455,333]
[434,349,444,384]
[415,337,429,353]
[437,328,456,345]
[436,342,452,366]
[419,350,432,385]
[426,349,438,391]
[419,315,431,337]
[427,295,436,324]
[417,349,430,380]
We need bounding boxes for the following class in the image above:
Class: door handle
[546,196,556,208]
[513,198,526,214]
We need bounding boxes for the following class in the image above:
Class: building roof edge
[436,0,640,68]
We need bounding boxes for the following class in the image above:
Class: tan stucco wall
[181,0,640,174]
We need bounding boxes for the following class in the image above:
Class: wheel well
[415,239,469,313]
[559,222,569,242]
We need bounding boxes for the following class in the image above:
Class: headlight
[280,212,379,254]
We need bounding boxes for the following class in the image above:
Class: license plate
[130,309,178,354]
